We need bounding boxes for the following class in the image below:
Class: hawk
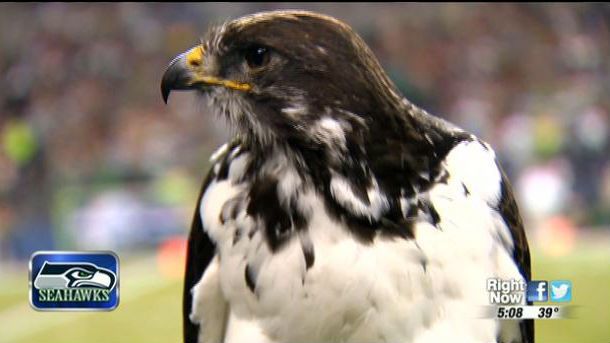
[161,10,533,343]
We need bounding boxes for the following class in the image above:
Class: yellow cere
[186,46,204,67]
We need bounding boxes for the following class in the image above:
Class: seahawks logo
[34,261,116,290]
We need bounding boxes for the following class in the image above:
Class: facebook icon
[527,281,548,302]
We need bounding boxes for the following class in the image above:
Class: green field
[1,244,609,343]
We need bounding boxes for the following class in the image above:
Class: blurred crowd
[1,3,609,260]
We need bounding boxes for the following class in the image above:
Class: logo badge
[526,280,548,302]
[550,280,572,302]
[29,251,119,311]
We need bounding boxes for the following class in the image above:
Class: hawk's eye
[245,46,270,69]
[69,269,92,279]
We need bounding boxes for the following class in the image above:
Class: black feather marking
[462,182,470,196]
[379,217,414,239]
[247,176,293,251]
[290,198,308,232]
[233,228,242,246]
[349,178,371,206]
[304,247,314,269]
[406,200,418,218]
[233,198,245,218]
[300,232,315,270]
[248,226,257,239]
[245,264,257,294]
[418,198,440,227]
[429,204,440,226]
[414,242,428,273]
[216,158,230,181]
[220,196,244,225]
[212,141,243,182]
[476,138,489,150]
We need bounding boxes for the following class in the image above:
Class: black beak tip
[161,61,179,104]
[161,85,170,104]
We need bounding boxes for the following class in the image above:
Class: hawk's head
[161,10,405,149]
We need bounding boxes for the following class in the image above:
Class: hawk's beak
[73,271,113,289]
[161,45,251,104]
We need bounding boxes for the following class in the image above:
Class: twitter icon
[550,280,572,302]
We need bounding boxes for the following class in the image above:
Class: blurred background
[0,3,608,343]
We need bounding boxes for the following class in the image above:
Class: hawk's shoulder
[439,137,533,343]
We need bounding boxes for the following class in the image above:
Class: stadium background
[0,3,608,342]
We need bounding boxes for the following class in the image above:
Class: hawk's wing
[184,140,243,343]
[183,165,219,343]
[496,166,534,343]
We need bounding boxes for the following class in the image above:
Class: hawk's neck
[215,103,472,248]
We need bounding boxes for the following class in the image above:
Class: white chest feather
[191,141,524,343]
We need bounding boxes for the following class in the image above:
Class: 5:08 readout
[497,307,523,319]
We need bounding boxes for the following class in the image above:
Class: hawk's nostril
[186,46,204,68]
